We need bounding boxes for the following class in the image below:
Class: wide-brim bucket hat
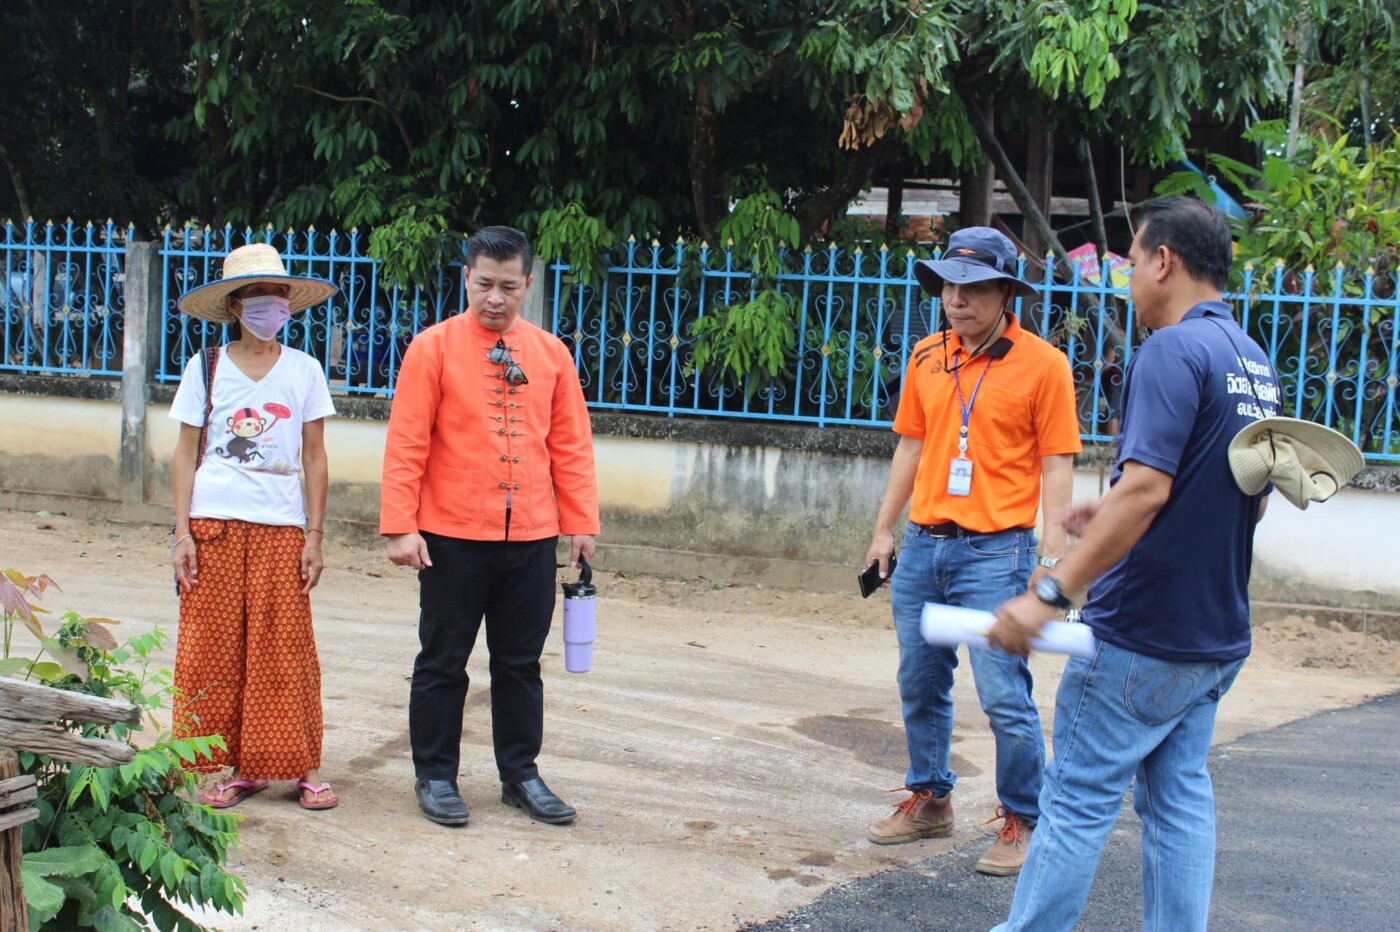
[176,243,337,323]
[913,227,1038,300]
[1227,416,1364,510]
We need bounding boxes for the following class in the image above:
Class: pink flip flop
[198,778,268,809]
[296,779,339,810]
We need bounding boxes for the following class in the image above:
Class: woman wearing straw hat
[169,243,339,810]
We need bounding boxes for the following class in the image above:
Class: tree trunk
[959,161,995,228]
[0,141,33,220]
[1358,54,1373,152]
[1286,12,1313,159]
[961,93,1069,267]
[791,136,901,244]
[689,84,724,245]
[959,96,996,228]
[883,170,905,240]
[1080,138,1109,253]
[176,0,232,223]
[1024,113,1055,258]
[0,750,25,932]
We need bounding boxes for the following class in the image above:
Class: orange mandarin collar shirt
[379,312,600,541]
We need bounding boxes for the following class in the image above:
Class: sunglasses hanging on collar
[488,338,529,385]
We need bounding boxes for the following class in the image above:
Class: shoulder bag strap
[195,346,220,470]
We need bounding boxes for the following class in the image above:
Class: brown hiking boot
[975,806,1033,875]
[866,788,954,845]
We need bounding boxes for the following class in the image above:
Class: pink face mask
[237,295,292,341]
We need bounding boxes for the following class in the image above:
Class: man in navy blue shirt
[986,197,1280,932]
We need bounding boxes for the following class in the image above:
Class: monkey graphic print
[169,347,336,527]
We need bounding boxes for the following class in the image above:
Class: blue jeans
[994,640,1245,932]
[889,522,1043,821]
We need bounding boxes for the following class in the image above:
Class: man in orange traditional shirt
[380,226,599,828]
[863,227,1081,875]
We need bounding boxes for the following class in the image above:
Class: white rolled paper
[920,602,1098,658]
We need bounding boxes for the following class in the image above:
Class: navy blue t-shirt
[1081,302,1281,662]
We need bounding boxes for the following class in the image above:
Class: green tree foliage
[0,0,188,226]
[0,0,1327,266]
[1160,122,1400,281]
[988,0,1296,165]
[1300,0,1399,146]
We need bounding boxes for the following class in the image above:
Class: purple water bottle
[561,557,596,673]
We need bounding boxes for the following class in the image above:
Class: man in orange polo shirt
[863,227,1080,876]
[380,225,599,828]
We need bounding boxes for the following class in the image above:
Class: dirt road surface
[3,510,1397,931]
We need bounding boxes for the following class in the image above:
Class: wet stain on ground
[797,851,835,867]
[767,867,826,887]
[685,820,718,832]
[348,733,412,771]
[790,714,980,776]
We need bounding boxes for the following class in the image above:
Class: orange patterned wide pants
[174,518,324,780]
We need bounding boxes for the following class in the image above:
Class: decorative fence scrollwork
[3,219,1396,464]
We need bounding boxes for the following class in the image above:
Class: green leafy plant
[330,157,470,292]
[715,180,800,277]
[1157,122,1400,283]
[536,200,618,291]
[689,289,798,400]
[687,178,801,401]
[1,570,245,930]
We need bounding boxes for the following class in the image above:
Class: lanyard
[952,351,995,456]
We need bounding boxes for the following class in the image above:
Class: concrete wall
[3,382,1398,636]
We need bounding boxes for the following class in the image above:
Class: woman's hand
[173,536,199,593]
[300,537,325,594]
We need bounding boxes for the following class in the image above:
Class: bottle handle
[578,556,592,586]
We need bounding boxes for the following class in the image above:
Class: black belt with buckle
[917,521,966,538]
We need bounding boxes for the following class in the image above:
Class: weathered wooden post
[0,677,140,929]
[0,748,33,932]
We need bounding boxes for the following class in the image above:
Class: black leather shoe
[415,777,469,826]
[501,776,577,825]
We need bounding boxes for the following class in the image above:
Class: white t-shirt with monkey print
[170,346,336,527]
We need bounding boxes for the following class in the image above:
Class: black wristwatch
[1033,575,1073,610]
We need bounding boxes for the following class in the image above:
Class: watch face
[1034,576,1070,609]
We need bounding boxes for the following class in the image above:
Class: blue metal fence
[4,219,1397,464]
[551,240,1400,463]
[0,220,130,376]
[158,224,464,393]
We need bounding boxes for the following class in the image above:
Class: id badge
[948,456,973,496]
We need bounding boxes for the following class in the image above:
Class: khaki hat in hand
[1227,417,1364,510]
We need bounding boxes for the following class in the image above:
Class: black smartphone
[858,555,897,598]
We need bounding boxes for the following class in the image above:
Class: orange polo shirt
[893,315,1081,532]
[379,313,600,541]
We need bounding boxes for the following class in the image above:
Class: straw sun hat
[1227,417,1364,510]
[175,243,337,323]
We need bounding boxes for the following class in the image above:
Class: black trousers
[409,533,557,783]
